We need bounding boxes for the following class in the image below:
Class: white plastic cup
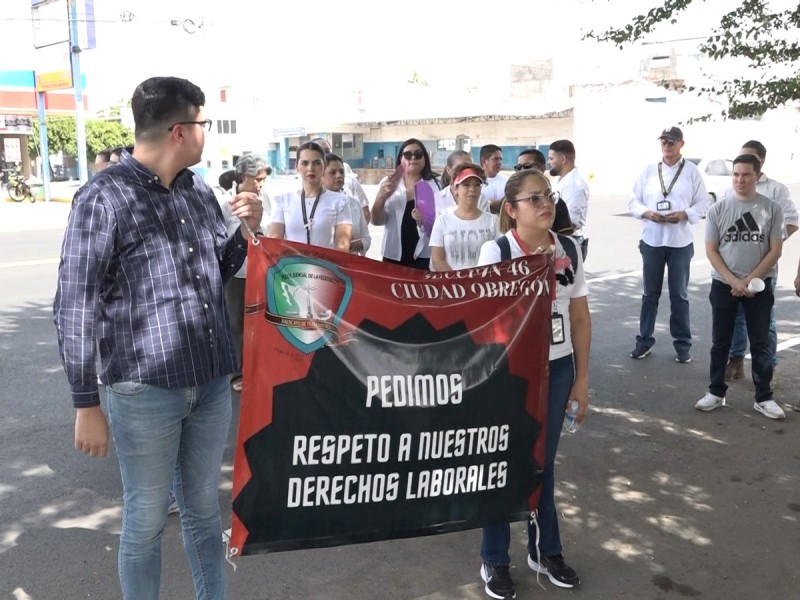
[747,278,765,293]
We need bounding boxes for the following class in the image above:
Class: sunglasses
[402,150,425,160]
[660,138,678,147]
[514,162,545,172]
[513,191,558,207]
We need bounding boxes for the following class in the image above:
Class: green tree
[584,0,800,119]
[28,118,134,159]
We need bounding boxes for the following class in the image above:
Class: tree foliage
[28,118,134,159]
[584,0,800,119]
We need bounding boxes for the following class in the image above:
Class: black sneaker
[527,553,580,588]
[630,345,651,359]
[480,563,516,599]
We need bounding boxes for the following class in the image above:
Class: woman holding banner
[370,138,440,269]
[429,163,497,272]
[476,169,591,599]
[268,141,352,250]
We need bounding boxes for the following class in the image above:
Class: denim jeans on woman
[106,375,232,600]
[636,241,693,353]
[481,354,575,565]
[708,279,774,403]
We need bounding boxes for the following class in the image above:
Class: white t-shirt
[477,231,588,361]
[429,210,498,270]
[435,186,490,216]
[346,193,371,255]
[484,174,508,204]
[270,189,351,249]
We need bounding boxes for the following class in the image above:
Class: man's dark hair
[741,140,766,160]
[479,144,502,163]
[131,76,206,140]
[96,148,112,162]
[518,149,546,168]
[733,153,762,174]
[550,139,576,160]
[218,169,236,191]
[324,152,343,165]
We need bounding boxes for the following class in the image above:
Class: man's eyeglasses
[660,138,678,147]
[402,150,425,160]
[168,119,213,132]
[514,162,545,172]
[513,191,558,207]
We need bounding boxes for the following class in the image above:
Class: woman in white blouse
[268,141,351,251]
[322,153,371,256]
[370,138,440,269]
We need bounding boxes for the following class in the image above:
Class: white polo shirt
[270,189,351,249]
[554,167,590,237]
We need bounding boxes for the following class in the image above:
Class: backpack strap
[495,235,511,262]
[556,233,579,272]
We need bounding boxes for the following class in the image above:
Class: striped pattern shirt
[54,152,248,408]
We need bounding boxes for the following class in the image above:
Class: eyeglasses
[168,119,213,132]
[402,150,425,160]
[514,162,545,172]
[660,138,678,147]
[513,191,558,207]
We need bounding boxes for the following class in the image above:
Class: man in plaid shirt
[54,76,263,600]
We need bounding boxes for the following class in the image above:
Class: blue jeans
[636,241,693,353]
[107,376,232,600]
[709,279,774,403]
[481,355,575,565]
[729,277,778,366]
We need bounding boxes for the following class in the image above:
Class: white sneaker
[753,400,786,420]
[695,392,725,412]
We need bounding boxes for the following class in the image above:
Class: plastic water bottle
[563,400,580,434]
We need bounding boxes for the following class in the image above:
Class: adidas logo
[723,212,764,243]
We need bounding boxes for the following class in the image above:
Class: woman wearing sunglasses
[371,138,440,269]
[476,169,591,599]
[429,163,497,272]
[268,141,352,250]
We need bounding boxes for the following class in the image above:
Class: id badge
[656,200,671,211]
[551,313,566,345]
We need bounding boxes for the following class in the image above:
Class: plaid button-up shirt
[54,153,249,408]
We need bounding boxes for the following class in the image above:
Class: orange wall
[0,90,89,114]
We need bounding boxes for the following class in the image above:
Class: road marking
[0,258,60,269]
[587,259,710,284]
[745,336,800,359]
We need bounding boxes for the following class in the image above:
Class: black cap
[658,126,683,141]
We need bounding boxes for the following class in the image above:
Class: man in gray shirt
[696,154,785,419]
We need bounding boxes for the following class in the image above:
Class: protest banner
[230,239,554,556]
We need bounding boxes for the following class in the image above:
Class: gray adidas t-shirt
[705,193,784,281]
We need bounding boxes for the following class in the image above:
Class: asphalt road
[1,184,799,599]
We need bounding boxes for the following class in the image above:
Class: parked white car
[686,157,734,203]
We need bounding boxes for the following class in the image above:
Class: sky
[1,0,792,111]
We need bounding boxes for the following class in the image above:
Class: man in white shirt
[549,139,590,260]
[311,137,370,224]
[479,144,507,214]
[722,140,798,381]
[628,127,708,363]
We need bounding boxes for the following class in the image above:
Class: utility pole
[68,0,87,183]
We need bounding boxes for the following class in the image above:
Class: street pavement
[1,182,799,599]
